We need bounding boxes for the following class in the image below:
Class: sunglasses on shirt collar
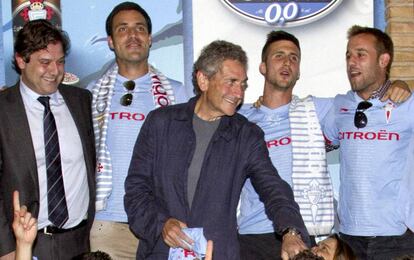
[120,80,135,106]
[354,101,373,128]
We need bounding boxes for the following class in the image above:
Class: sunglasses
[354,101,372,128]
[120,80,135,106]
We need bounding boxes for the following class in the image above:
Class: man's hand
[381,80,411,103]
[12,191,37,246]
[253,96,264,108]
[205,240,213,260]
[0,251,16,260]
[162,218,193,250]
[280,233,307,260]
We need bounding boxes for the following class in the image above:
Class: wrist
[16,240,33,248]
[282,227,301,240]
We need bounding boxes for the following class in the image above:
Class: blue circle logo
[221,0,343,27]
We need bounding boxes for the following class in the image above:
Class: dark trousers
[33,224,90,260]
[238,233,316,260]
[340,229,414,260]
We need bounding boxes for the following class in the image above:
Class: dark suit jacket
[0,83,96,256]
[125,96,309,259]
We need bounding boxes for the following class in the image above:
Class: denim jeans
[340,229,414,260]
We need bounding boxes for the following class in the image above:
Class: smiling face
[260,39,300,92]
[16,42,65,95]
[196,59,247,120]
[312,237,338,260]
[108,10,152,67]
[346,33,390,99]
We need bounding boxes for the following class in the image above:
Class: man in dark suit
[0,20,95,260]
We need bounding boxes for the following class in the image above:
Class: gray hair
[192,40,247,95]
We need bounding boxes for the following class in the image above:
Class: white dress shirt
[20,81,89,229]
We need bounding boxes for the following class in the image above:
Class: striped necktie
[38,96,69,228]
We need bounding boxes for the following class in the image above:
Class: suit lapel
[59,85,85,133]
[4,84,39,187]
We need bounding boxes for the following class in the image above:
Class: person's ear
[108,36,114,50]
[197,71,209,92]
[259,62,266,76]
[379,53,391,69]
[15,53,26,70]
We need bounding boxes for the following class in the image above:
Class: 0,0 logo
[221,0,343,28]
[264,2,299,25]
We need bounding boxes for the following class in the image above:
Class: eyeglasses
[120,80,135,106]
[354,101,372,128]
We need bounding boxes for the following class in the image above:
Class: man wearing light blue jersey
[238,30,335,260]
[237,30,411,260]
[87,2,188,259]
[323,25,414,259]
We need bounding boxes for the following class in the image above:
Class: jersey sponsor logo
[110,112,146,121]
[220,0,342,27]
[384,101,396,124]
[339,130,400,141]
[151,75,170,107]
[267,136,291,148]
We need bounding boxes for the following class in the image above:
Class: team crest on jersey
[220,0,343,27]
[384,102,396,124]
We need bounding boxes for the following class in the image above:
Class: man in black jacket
[125,40,309,259]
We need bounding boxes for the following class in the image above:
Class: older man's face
[198,59,247,119]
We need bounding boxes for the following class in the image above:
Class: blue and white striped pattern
[289,95,334,236]
[91,64,176,211]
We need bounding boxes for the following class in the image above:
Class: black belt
[39,219,87,235]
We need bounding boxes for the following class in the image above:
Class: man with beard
[87,2,188,259]
[323,25,414,259]
[237,30,411,260]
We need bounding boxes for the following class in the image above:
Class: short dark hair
[261,30,300,62]
[72,251,113,260]
[192,40,247,95]
[105,1,152,36]
[347,25,394,78]
[331,233,357,260]
[291,250,324,260]
[13,19,70,74]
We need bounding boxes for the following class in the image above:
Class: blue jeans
[340,229,414,260]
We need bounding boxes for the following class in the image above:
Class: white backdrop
[192,0,373,103]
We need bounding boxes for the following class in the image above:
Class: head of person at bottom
[311,234,356,260]
[291,249,324,260]
[13,19,70,95]
[192,40,248,121]
[72,250,113,260]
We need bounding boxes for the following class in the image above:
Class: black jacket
[125,96,309,259]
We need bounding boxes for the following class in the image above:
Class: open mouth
[224,97,240,106]
[43,77,57,83]
[280,68,291,78]
[348,69,361,78]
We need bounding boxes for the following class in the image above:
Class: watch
[282,227,301,240]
